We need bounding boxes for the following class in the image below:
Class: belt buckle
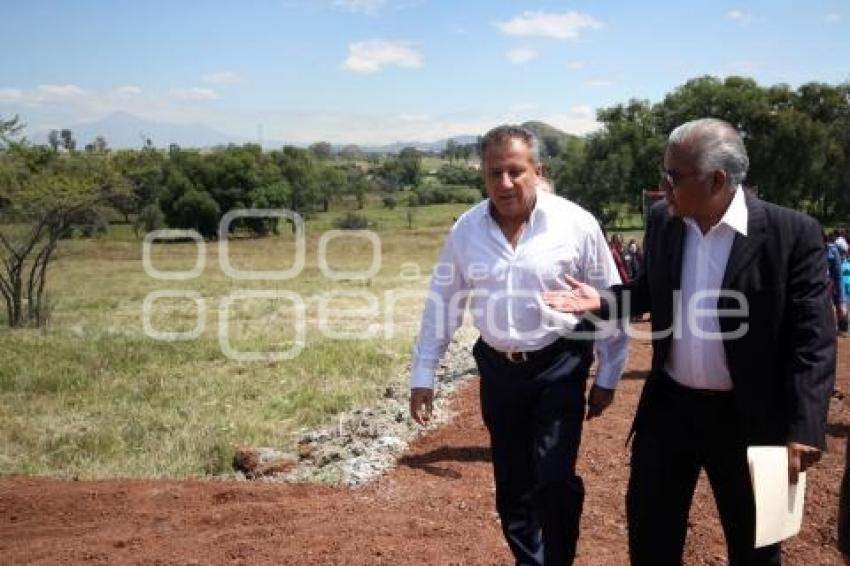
[505,350,528,363]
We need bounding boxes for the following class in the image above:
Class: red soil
[2,324,848,565]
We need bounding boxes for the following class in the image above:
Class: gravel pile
[228,327,479,487]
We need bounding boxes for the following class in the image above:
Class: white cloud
[113,85,143,96]
[397,113,431,122]
[0,84,87,105]
[257,104,602,146]
[202,71,241,85]
[0,84,221,134]
[0,88,23,102]
[542,111,600,137]
[568,105,595,119]
[826,13,842,22]
[583,78,614,88]
[566,61,585,70]
[36,84,86,98]
[727,9,752,25]
[342,40,423,73]
[168,87,220,101]
[506,48,538,65]
[496,11,602,40]
[332,0,386,14]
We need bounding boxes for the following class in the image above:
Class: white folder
[747,446,807,548]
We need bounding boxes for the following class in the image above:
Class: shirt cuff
[410,362,436,389]
[594,364,620,390]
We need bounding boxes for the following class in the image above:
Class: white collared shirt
[410,189,628,389]
[665,186,748,391]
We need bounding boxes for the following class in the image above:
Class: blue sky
[1,0,848,145]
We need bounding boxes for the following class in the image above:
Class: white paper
[747,446,806,548]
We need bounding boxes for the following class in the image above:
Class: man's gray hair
[480,124,541,164]
[668,118,749,188]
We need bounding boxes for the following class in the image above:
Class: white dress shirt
[665,186,748,391]
[411,188,628,390]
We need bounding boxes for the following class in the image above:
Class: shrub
[135,203,166,235]
[171,190,221,239]
[334,212,370,230]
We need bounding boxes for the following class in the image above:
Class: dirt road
[2,327,848,565]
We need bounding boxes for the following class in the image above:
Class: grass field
[0,199,644,479]
[0,202,475,479]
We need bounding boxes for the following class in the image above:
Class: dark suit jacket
[604,195,836,449]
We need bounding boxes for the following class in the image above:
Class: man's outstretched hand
[410,388,434,426]
[543,275,602,314]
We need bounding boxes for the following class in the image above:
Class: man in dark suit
[544,118,836,565]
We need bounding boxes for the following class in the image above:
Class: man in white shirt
[544,118,835,565]
[409,125,627,565]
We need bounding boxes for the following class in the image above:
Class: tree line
[1,74,848,327]
[548,76,850,223]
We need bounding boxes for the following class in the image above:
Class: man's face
[660,143,714,219]
[483,138,542,221]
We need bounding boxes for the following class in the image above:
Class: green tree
[309,141,333,160]
[317,165,347,212]
[47,130,60,152]
[0,116,24,149]
[0,146,125,326]
[444,139,458,164]
[273,146,318,228]
[397,147,422,187]
[59,129,76,152]
[245,181,291,236]
[171,190,221,239]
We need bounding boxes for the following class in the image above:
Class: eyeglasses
[658,166,702,189]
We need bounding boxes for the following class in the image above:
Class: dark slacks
[626,373,781,566]
[473,337,592,566]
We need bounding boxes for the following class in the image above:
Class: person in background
[610,233,630,283]
[837,232,850,561]
[827,233,847,334]
[836,230,848,255]
[623,239,642,281]
[837,237,849,334]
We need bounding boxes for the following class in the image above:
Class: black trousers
[626,373,782,566]
[473,337,592,566]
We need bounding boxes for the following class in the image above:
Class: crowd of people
[607,233,643,284]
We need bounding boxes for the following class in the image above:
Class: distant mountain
[29,113,577,153]
[360,135,479,154]
[31,112,258,149]
[362,122,578,155]
[520,121,578,146]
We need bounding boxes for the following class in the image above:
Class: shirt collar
[720,185,748,236]
[682,185,748,237]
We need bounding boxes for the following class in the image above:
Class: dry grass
[0,203,473,478]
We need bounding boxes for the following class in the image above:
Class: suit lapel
[665,217,685,290]
[721,195,767,289]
